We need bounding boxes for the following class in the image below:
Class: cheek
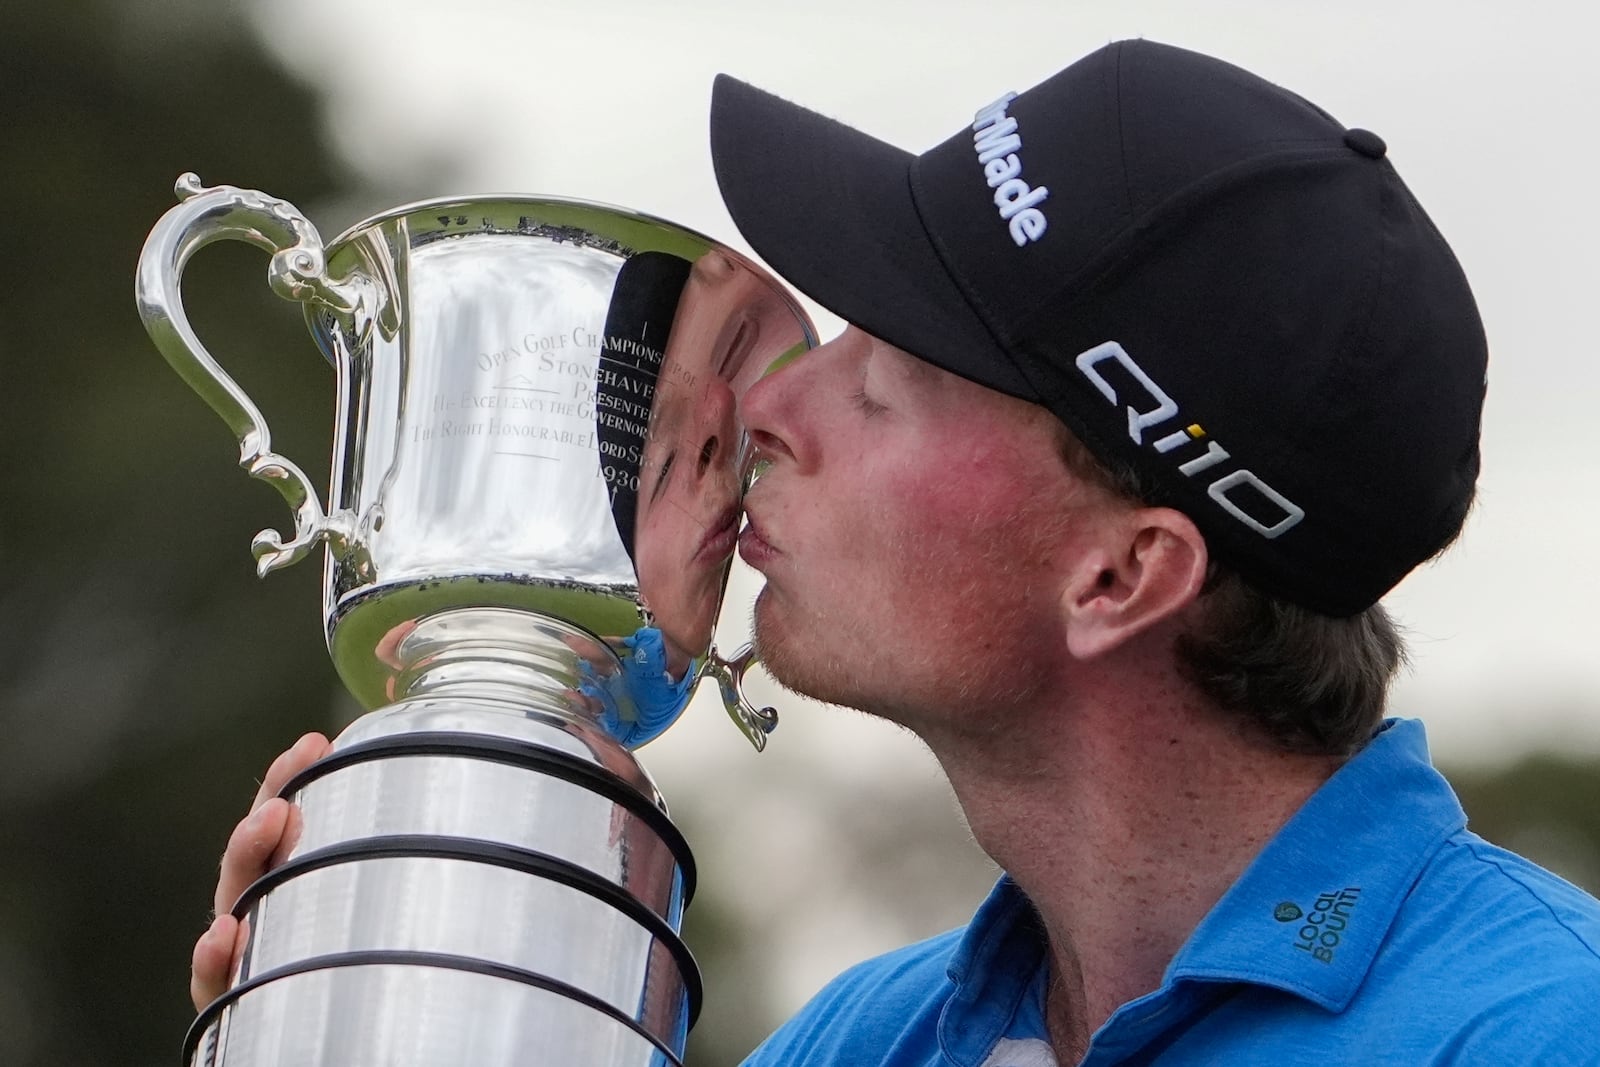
[864,447,1066,607]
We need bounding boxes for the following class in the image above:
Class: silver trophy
[136,173,814,1067]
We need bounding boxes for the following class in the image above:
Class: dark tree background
[0,4,1595,1066]
[1,4,349,1065]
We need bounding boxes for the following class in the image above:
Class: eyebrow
[878,346,938,390]
[648,446,675,503]
[899,354,938,382]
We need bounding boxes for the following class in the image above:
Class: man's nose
[738,355,803,466]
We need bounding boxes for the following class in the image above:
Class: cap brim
[709,75,1035,399]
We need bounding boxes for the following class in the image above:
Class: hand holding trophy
[137,174,814,1066]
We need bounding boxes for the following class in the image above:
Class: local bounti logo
[1275,887,1361,963]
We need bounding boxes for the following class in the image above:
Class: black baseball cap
[709,39,1486,617]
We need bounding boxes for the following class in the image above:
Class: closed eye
[650,450,674,502]
[850,389,887,418]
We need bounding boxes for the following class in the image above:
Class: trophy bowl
[136,175,814,1067]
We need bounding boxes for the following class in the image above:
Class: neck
[921,651,1341,1063]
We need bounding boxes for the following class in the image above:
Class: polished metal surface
[136,175,815,1067]
[283,719,689,924]
[198,967,671,1067]
[238,858,689,1036]
[137,173,810,744]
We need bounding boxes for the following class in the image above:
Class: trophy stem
[387,606,623,717]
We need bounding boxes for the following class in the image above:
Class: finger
[267,798,306,871]
[190,913,237,1011]
[214,797,290,917]
[250,732,331,810]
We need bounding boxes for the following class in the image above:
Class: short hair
[1171,567,1405,756]
[1055,428,1424,757]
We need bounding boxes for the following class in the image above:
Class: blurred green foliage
[1,3,348,1065]
[0,4,1595,1067]
[1453,758,1600,893]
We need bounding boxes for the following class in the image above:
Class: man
[194,40,1600,1065]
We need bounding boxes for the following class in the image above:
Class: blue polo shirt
[742,720,1600,1065]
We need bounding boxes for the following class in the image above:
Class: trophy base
[188,960,678,1067]
[189,608,698,1066]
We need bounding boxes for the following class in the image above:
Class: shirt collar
[1166,717,1465,1011]
[938,718,1466,1059]
[941,876,1046,1066]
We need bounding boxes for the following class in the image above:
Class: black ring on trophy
[181,949,688,1067]
[226,832,704,1026]
[278,731,698,903]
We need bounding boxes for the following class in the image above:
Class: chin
[750,598,886,717]
[751,597,831,701]
[749,598,800,687]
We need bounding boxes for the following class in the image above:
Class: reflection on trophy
[135,174,814,1066]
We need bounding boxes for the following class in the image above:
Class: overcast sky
[237,0,1600,771]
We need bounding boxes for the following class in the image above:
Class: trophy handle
[701,643,779,752]
[134,173,368,576]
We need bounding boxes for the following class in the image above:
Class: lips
[737,509,778,569]
[693,504,742,565]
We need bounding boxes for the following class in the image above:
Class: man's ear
[1063,507,1208,660]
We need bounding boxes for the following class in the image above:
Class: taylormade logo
[972,92,1048,246]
